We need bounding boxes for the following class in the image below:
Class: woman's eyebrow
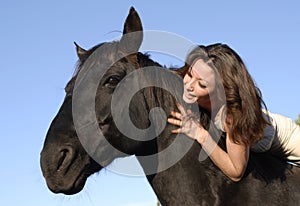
[190,67,209,83]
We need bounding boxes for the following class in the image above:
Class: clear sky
[1,1,299,206]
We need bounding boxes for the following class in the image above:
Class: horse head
[40,7,162,195]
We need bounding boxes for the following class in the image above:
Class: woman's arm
[167,104,249,182]
[200,132,249,182]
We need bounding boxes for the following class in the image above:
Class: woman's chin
[183,95,197,104]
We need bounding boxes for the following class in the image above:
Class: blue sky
[1,1,299,206]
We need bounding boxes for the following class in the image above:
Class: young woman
[167,43,300,182]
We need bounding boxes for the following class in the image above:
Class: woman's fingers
[171,128,181,134]
[170,111,182,120]
[176,103,187,115]
[168,117,183,134]
[167,117,182,126]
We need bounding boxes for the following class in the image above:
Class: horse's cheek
[95,92,112,118]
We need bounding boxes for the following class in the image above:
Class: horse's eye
[105,76,120,87]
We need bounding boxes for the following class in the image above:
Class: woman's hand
[167,103,209,144]
[168,104,249,182]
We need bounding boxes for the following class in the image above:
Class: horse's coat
[40,7,300,205]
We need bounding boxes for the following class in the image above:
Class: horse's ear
[123,7,143,35]
[74,42,88,62]
[119,7,143,55]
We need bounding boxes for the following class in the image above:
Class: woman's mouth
[186,93,195,98]
[184,89,196,98]
[183,90,197,103]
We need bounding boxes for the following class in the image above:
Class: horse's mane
[136,52,179,114]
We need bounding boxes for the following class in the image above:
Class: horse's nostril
[57,146,75,174]
[57,149,67,171]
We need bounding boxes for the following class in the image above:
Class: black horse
[40,7,300,205]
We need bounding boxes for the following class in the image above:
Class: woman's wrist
[195,128,209,145]
[197,131,216,154]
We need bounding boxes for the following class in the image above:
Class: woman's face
[183,59,216,105]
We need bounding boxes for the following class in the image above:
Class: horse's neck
[133,69,225,204]
[137,136,225,205]
[135,97,228,205]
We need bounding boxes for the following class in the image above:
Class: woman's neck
[197,96,223,118]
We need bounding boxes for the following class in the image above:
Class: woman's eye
[198,82,207,88]
[105,76,120,87]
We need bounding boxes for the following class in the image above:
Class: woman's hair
[179,43,268,146]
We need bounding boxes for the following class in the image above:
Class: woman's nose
[185,79,194,91]
[187,87,193,92]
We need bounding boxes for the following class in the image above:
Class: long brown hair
[179,43,268,146]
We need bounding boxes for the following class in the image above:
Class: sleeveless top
[214,105,300,164]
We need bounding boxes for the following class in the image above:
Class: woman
[168,43,300,182]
